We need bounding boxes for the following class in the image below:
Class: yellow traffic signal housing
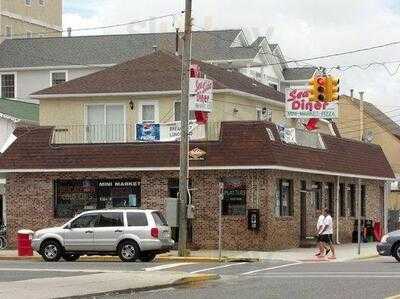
[326,76,340,102]
[308,76,326,101]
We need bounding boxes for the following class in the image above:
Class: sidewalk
[0,271,219,299]
[159,242,379,263]
[0,242,378,263]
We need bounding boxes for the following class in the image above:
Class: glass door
[106,105,124,142]
[86,105,105,143]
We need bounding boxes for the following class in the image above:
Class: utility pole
[357,178,362,255]
[359,91,364,141]
[178,0,192,257]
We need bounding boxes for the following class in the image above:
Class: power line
[258,39,400,66]
[1,13,179,39]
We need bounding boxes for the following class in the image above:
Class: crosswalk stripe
[241,262,302,275]
[189,262,248,274]
[144,262,196,271]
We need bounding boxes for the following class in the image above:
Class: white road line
[190,262,248,274]
[241,262,302,275]
[144,262,196,271]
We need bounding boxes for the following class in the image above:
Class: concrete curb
[353,253,379,261]
[157,256,259,263]
[57,273,220,299]
[0,254,259,263]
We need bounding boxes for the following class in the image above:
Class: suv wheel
[62,253,80,262]
[118,240,139,262]
[41,240,62,262]
[393,243,400,262]
[139,253,156,262]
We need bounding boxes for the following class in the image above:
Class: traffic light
[308,76,326,102]
[326,76,340,102]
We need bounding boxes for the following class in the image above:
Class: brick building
[0,121,394,250]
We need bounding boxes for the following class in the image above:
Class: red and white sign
[285,88,338,119]
[189,77,213,112]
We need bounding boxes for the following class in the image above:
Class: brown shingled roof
[32,51,284,103]
[0,122,394,179]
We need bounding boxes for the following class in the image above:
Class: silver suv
[32,209,174,262]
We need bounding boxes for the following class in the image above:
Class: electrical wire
[0,13,179,39]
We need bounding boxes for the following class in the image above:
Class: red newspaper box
[17,229,34,256]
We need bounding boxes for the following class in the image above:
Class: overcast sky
[64,0,400,120]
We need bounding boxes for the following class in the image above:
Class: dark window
[269,83,278,90]
[127,212,148,226]
[339,183,346,217]
[313,182,322,210]
[222,178,246,215]
[152,211,168,226]
[349,184,356,217]
[361,185,366,217]
[1,74,15,98]
[54,179,141,218]
[95,212,124,227]
[276,179,293,216]
[70,214,97,228]
[327,183,334,217]
[167,178,192,199]
[51,72,66,86]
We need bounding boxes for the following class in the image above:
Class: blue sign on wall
[136,123,160,141]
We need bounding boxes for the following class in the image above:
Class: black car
[377,230,400,262]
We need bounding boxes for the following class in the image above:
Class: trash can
[17,229,34,256]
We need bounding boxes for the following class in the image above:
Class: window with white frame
[1,74,16,98]
[26,31,32,38]
[25,0,32,6]
[174,101,195,121]
[86,104,125,143]
[51,71,67,86]
[5,26,12,39]
[138,101,159,123]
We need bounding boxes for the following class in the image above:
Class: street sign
[189,77,213,112]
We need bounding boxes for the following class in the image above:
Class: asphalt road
[101,257,400,299]
[0,257,399,298]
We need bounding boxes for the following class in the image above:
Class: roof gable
[341,95,400,137]
[32,51,284,103]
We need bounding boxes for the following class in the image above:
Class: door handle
[114,229,123,233]
[85,230,93,234]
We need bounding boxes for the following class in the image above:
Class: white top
[317,215,325,231]
[322,215,333,235]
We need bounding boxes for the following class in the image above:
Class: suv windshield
[152,211,168,226]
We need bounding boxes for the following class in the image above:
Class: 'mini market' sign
[285,88,339,119]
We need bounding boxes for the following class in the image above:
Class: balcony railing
[52,123,222,144]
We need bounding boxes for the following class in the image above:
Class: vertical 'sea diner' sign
[285,88,338,119]
[189,77,213,112]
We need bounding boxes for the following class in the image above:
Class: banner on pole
[189,77,213,112]
[285,88,338,119]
